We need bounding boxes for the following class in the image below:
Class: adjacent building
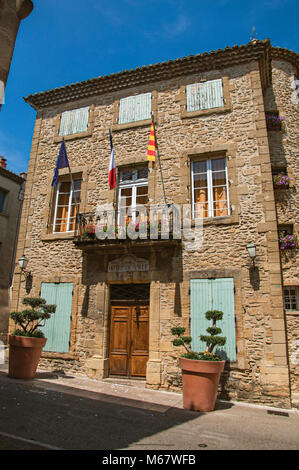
[0,157,26,343]
[0,0,33,110]
[11,39,299,408]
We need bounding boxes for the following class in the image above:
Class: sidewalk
[1,362,298,415]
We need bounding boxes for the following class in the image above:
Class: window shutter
[119,93,151,124]
[59,110,72,136]
[72,106,89,134]
[59,107,89,136]
[40,283,73,353]
[186,79,224,112]
[190,278,236,361]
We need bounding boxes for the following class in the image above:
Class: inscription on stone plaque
[108,255,149,273]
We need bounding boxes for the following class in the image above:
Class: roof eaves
[24,39,273,109]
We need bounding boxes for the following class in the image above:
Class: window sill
[0,211,9,218]
[285,310,299,316]
[181,104,231,119]
[53,129,92,143]
[192,214,239,226]
[42,231,75,242]
[112,118,152,132]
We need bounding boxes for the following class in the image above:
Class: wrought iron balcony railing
[74,211,180,246]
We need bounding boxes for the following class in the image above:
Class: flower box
[273,172,290,189]
[278,231,298,250]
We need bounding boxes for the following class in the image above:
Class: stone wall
[10,55,297,408]
[264,59,299,405]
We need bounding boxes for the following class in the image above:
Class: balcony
[74,211,182,252]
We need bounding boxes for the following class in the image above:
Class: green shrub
[171,310,227,361]
[10,297,56,338]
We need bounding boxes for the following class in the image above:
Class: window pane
[193,161,206,174]
[119,169,134,182]
[137,167,148,180]
[194,173,207,188]
[213,186,228,217]
[136,185,148,205]
[194,188,208,218]
[0,190,6,212]
[212,170,227,186]
[211,158,226,172]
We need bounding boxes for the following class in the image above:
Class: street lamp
[246,242,256,265]
[18,254,29,272]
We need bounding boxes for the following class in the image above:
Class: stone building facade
[10,39,299,408]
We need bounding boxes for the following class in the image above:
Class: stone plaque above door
[108,255,149,273]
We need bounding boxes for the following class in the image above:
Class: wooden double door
[109,303,149,378]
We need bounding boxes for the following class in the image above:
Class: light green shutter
[118,93,151,124]
[59,107,89,136]
[190,278,236,361]
[186,79,224,112]
[40,283,73,353]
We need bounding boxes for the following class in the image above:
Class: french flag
[109,129,116,189]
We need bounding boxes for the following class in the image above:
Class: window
[59,106,89,136]
[265,111,285,131]
[191,157,229,219]
[186,79,224,112]
[272,167,289,188]
[50,178,81,233]
[0,189,7,213]
[284,287,299,311]
[118,166,148,223]
[118,93,151,125]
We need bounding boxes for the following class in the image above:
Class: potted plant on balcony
[8,297,56,379]
[171,310,226,412]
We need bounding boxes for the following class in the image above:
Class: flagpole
[151,112,167,206]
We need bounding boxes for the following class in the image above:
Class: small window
[49,178,81,233]
[118,93,151,125]
[0,189,7,213]
[265,111,284,131]
[59,106,89,136]
[272,168,289,188]
[284,287,299,311]
[186,79,224,112]
[191,157,229,219]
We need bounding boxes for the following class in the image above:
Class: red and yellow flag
[147,120,156,161]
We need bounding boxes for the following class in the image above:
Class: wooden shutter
[186,79,224,112]
[72,106,89,134]
[59,107,89,136]
[118,93,151,124]
[40,283,73,353]
[190,278,236,361]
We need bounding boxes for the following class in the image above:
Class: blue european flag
[51,139,70,187]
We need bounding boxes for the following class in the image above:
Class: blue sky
[0,0,298,174]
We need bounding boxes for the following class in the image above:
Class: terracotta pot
[179,357,225,412]
[8,334,47,379]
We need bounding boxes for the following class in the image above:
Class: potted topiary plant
[8,297,56,379]
[171,310,226,412]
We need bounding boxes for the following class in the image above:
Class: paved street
[0,366,298,453]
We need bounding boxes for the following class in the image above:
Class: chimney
[0,157,7,169]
